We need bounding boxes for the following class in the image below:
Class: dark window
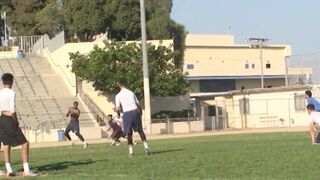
[252,64,255,68]
[187,64,194,69]
[245,63,249,69]
[199,79,236,92]
[266,61,271,68]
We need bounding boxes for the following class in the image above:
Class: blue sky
[171,0,320,56]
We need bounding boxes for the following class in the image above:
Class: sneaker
[145,148,151,155]
[129,153,134,157]
[22,171,39,177]
[83,143,88,149]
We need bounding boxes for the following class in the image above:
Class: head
[117,78,127,89]
[305,90,312,98]
[73,101,79,109]
[2,73,14,88]
[107,114,113,121]
[307,104,315,114]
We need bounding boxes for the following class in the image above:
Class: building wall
[184,47,289,77]
[202,88,313,129]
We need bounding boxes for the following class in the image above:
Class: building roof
[190,85,311,98]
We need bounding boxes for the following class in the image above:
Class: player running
[115,79,150,157]
[64,101,88,148]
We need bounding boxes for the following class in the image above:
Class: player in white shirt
[0,73,38,177]
[115,79,150,157]
[306,104,320,144]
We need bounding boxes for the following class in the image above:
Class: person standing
[306,104,320,144]
[64,101,88,148]
[0,73,38,176]
[305,90,320,112]
[115,79,150,157]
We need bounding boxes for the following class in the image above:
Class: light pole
[1,12,7,47]
[139,0,152,134]
[249,38,268,88]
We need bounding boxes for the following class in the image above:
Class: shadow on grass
[33,159,107,172]
[151,148,184,155]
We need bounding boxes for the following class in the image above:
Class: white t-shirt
[115,88,139,112]
[309,111,320,126]
[0,87,16,113]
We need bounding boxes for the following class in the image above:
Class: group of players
[62,79,151,157]
[0,72,150,177]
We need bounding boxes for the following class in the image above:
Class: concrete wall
[204,87,312,129]
[184,34,291,78]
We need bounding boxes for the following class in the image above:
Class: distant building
[183,34,309,93]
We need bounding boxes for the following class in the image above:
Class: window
[252,64,255,69]
[294,95,305,110]
[239,98,250,114]
[266,61,271,68]
[245,61,249,69]
[187,64,194,70]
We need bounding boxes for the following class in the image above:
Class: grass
[5,132,320,180]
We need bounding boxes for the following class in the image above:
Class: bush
[151,109,194,119]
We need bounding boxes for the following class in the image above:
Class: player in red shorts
[106,114,125,146]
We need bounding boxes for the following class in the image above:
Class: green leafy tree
[63,0,107,41]
[104,0,141,40]
[2,0,46,36]
[70,41,188,98]
[35,1,63,37]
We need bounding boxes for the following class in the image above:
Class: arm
[66,107,72,117]
[9,92,19,125]
[134,95,142,114]
[310,122,316,144]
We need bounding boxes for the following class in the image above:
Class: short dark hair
[2,73,14,85]
[117,78,127,86]
[73,101,78,105]
[307,104,315,110]
[107,114,113,119]
[305,90,312,97]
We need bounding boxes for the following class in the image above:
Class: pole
[3,12,7,47]
[260,39,264,88]
[285,56,289,86]
[139,0,151,134]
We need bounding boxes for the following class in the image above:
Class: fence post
[288,98,291,127]
[167,117,170,134]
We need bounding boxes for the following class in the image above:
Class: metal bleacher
[0,56,96,130]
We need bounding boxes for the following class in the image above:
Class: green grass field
[6,132,320,179]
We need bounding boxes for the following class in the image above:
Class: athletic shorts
[66,119,80,133]
[123,109,143,135]
[0,115,28,147]
[111,129,124,139]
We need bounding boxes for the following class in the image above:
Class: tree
[63,0,107,41]
[35,1,63,37]
[70,41,188,98]
[2,0,46,36]
[104,0,141,40]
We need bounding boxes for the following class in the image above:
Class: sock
[143,141,149,149]
[129,146,133,154]
[5,163,13,173]
[23,163,30,173]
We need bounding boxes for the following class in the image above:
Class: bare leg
[3,145,11,163]
[21,142,29,163]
